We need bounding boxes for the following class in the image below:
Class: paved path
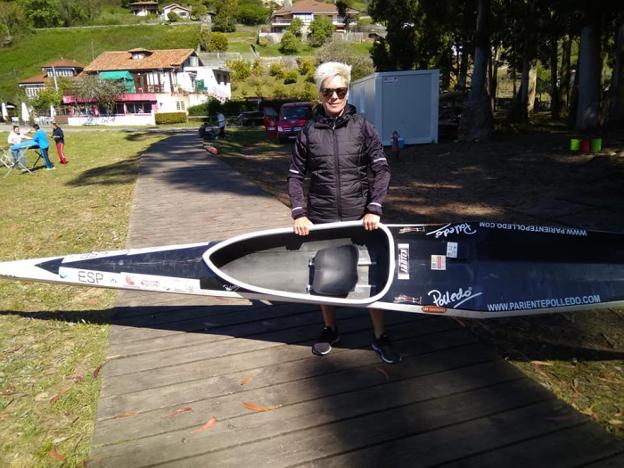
[88,133,623,467]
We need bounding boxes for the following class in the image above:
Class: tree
[279,31,301,55]
[336,0,355,29]
[19,0,62,28]
[308,15,334,47]
[168,12,179,22]
[608,19,624,123]
[458,0,493,141]
[287,17,303,38]
[316,40,374,81]
[213,0,237,32]
[200,31,228,52]
[0,2,29,46]
[29,87,62,114]
[237,0,269,25]
[76,76,126,115]
[575,7,602,129]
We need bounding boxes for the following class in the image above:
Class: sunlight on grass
[0,130,166,466]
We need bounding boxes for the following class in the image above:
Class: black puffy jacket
[287,104,390,224]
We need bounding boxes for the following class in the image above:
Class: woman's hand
[363,213,380,231]
[294,217,313,236]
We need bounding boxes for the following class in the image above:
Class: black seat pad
[311,245,358,297]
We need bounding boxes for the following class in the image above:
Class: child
[31,124,54,170]
[391,130,401,162]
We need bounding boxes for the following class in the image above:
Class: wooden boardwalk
[88,133,623,467]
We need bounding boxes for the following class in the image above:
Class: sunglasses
[321,87,348,99]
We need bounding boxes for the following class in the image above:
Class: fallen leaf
[64,375,84,382]
[35,392,49,401]
[531,360,554,367]
[192,416,217,433]
[242,401,279,412]
[374,367,390,381]
[113,410,137,419]
[92,364,103,379]
[49,388,70,405]
[239,375,254,385]
[6,345,22,354]
[49,447,65,462]
[161,407,193,419]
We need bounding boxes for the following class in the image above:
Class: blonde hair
[314,61,352,92]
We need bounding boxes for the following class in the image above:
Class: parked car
[276,102,312,143]
[236,111,265,126]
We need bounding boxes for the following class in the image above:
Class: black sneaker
[372,334,402,364]
[312,326,340,356]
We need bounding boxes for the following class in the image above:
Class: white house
[270,0,358,33]
[161,3,192,19]
[61,48,230,126]
[129,1,159,16]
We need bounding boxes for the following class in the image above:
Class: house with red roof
[270,0,358,33]
[61,47,230,126]
[18,59,85,98]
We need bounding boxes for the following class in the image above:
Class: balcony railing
[135,84,165,93]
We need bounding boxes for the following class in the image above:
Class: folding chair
[2,146,32,178]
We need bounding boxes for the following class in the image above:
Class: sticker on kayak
[431,255,446,271]
[446,242,458,258]
[397,243,409,279]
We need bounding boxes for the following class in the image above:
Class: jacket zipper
[331,121,343,220]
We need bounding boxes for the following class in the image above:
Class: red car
[275,102,312,143]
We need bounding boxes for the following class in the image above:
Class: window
[176,101,185,111]
[126,102,152,114]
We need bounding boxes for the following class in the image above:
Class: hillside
[0,24,201,101]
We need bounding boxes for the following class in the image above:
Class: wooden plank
[435,422,624,467]
[89,374,539,467]
[311,402,598,468]
[98,316,461,401]
[95,327,482,424]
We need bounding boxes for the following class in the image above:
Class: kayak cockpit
[203,222,395,305]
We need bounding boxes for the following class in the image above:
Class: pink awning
[62,93,157,104]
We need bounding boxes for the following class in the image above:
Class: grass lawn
[0,130,167,466]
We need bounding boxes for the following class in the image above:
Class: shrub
[269,62,285,78]
[279,31,301,55]
[200,31,228,52]
[297,57,315,76]
[287,17,303,38]
[251,59,265,77]
[155,112,187,124]
[227,59,252,80]
[308,16,334,47]
[283,69,298,84]
[258,37,269,47]
[167,12,179,22]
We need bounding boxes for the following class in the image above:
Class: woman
[287,62,400,364]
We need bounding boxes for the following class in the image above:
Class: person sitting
[7,125,29,171]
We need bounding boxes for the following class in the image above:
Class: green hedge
[155,112,188,124]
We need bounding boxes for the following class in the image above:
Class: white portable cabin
[349,69,439,146]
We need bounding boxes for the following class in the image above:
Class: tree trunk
[608,20,624,124]
[459,0,492,141]
[575,20,602,130]
[528,63,537,112]
[550,39,560,119]
[560,34,572,115]
[516,57,530,121]
[457,42,469,90]
[488,46,499,112]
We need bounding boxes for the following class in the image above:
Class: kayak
[0,220,623,318]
